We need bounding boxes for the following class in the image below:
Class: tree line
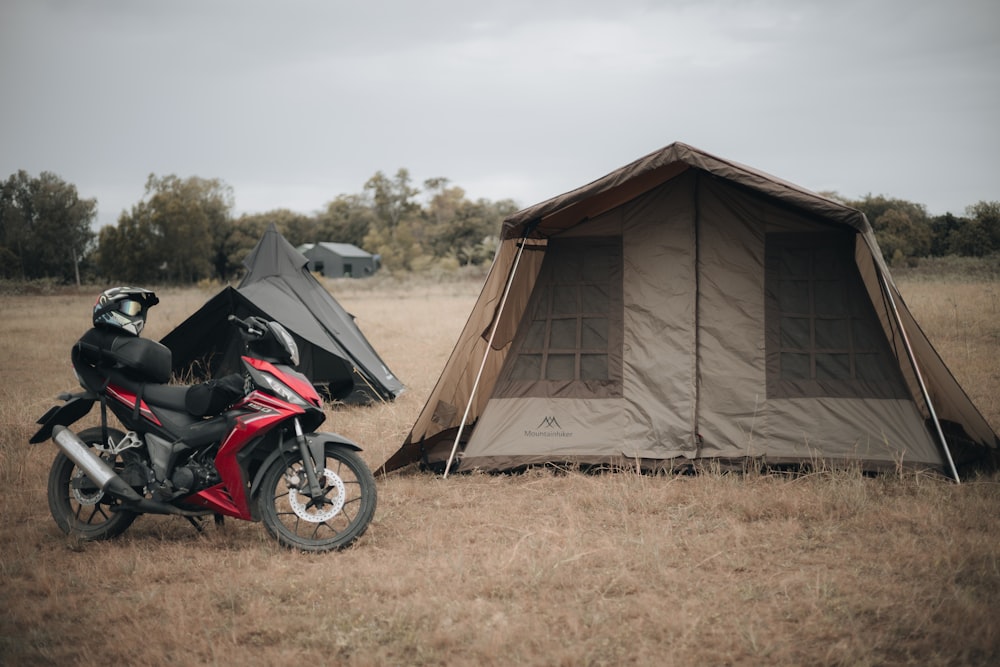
[1,168,998,285]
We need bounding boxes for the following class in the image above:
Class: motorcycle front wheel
[257,443,377,552]
[47,427,139,541]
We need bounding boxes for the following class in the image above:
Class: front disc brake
[287,468,346,522]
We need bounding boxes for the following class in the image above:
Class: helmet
[93,286,159,336]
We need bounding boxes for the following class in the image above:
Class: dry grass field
[1,267,999,666]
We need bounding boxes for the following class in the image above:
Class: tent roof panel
[503,142,869,239]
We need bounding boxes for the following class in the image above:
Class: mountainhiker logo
[537,416,561,430]
[525,415,572,439]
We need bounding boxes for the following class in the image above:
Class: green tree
[946,201,1000,257]
[96,212,159,283]
[362,168,422,270]
[423,180,514,265]
[363,219,421,272]
[968,201,1000,250]
[929,213,966,257]
[0,170,96,283]
[850,194,932,265]
[316,194,376,248]
[212,215,263,282]
[366,169,419,233]
[946,217,990,256]
[99,174,233,283]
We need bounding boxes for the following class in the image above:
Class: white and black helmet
[93,286,159,336]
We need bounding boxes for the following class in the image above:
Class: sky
[2,0,998,231]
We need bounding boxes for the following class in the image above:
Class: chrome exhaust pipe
[51,426,209,517]
[52,425,144,503]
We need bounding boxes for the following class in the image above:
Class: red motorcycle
[30,287,377,552]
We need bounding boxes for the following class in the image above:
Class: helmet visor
[118,300,143,316]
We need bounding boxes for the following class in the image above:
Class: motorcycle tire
[257,443,377,552]
[47,426,138,541]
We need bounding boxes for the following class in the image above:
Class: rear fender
[249,431,362,498]
[29,393,98,444]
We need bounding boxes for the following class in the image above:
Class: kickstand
[185,514,225,534]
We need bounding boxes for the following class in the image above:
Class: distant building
[298,242,380,278]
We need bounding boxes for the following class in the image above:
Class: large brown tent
[379,142,998,479]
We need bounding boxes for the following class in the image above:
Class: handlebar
[228,314,267,337]
[227,315,296,365]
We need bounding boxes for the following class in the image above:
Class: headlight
[259,372,310,407]
[268,321,300,367]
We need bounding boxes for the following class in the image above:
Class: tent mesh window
[497,237,623,398]
[765,233,909,400]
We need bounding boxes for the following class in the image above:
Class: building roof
[299,242,373,258]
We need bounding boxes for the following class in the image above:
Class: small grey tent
[162,224,403,404]
[379,142,998,477]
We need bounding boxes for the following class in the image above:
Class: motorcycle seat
[107,371,196,415]
[140,383,190,412]
[109,370,244,422]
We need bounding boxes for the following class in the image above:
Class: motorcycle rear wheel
[47,427,138,541]
[257,444,377,552]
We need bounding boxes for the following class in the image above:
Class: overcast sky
[2,0,998,231]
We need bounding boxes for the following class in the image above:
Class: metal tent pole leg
[443,238,530,478]
[877,268,961,483]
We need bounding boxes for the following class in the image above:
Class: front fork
[293,418,327,505]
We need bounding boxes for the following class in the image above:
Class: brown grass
[1,273,999,666]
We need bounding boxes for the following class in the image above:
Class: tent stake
[443,237,530,478]
[877,265,961,483]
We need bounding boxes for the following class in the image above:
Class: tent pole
[876,265,961,483]
[352,366,389,404]
[443,237,530,478]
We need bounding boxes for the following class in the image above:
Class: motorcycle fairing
[180,390,305,520]
[245,357,321,407]
[182,484,243,519]
[106,385,162,426]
